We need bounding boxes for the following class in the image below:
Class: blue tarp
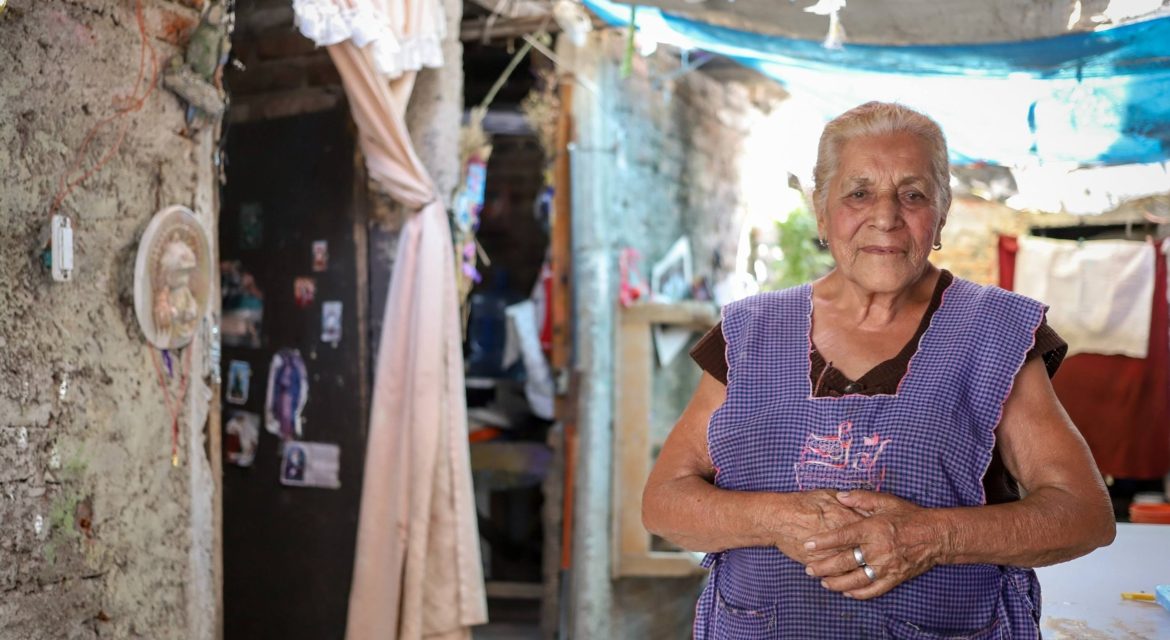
[583,0,1170,167]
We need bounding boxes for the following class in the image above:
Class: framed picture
[649,238,694,366]
[650,237,693,303]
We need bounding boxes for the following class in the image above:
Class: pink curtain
[295,2,487,638]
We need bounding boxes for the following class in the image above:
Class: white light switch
[51,215,73,282]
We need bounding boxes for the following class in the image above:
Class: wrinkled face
[818,132,945,295]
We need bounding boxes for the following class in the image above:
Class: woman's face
[818,132,944,295]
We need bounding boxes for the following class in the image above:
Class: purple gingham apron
[694,277,1045,639]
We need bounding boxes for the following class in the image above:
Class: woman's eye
[850,191,866,199]
[903,192,924,201]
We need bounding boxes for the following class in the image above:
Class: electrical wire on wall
[46,0,159,222]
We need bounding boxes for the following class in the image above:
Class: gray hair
[812,102,952,219]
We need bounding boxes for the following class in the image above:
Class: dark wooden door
[219,107,369,640]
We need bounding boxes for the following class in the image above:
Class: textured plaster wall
[564,31,778,640]
[0,1,220,638]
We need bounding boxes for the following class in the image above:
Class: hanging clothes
[1012,235,1154,358]
[294,1,487,638]
[999,236,1170,480]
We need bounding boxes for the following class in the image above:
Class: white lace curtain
[294,0,446,79]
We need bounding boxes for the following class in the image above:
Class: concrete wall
[0,1,221,638]
[563,31,781,640]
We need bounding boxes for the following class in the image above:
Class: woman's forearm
[642,475,784,553]
[643,477,867,560]
[931,486,1115,568]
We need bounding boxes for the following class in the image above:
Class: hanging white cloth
[294,0,446,79]
[1014,235,1155,359]
[293,2,487,638]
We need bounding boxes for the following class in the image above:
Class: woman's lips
[860,246,903,254]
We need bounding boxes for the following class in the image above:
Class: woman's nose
[870,194,902,230]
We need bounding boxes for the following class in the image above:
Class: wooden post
[551,84,574,376]
[552,79,576,573]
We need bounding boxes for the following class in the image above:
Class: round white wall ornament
[133,205,212,349]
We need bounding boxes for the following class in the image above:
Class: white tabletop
[1036,523,1170,639]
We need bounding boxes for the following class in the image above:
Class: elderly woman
[643,102,1115,639]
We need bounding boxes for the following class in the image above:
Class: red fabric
[997,235,1018,290]
[998,236,1170,479]
[539,263,553,353]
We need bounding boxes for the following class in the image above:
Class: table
[1036,523,1170,639]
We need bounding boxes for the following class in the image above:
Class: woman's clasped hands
[782,489,942,601]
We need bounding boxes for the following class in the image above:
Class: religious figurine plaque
[133,205,212,349]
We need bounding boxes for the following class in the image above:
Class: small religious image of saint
[225,410,260,467]
[282,444,306,482]
[311,240,328,272]
[226,360,252,405]
[220,261,264,348]
[294,277,316,309]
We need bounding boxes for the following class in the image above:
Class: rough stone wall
[564,31,777,640]
[0,2,220,638]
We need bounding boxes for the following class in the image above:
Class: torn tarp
[584,0,1170,168]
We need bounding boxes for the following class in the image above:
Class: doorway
[219,107,370,639]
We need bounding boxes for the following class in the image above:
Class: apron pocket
[885,616,1001,640]
[712,591,780,639]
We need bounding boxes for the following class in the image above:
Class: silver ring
[853,547,866,567]
[862,564,877,582]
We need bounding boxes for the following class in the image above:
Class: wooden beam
[552,79,576,576]
[551,80,574,376]
[620,300,720,329]
[611,301,717,578]
[460,13,607,42]
[485,580,546,599]
[460,15,555,42]
[618,553,704,577]
[612,305,655,577]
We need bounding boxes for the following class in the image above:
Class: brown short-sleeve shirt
[688,271,1068,504]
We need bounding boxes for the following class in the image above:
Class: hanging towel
[999,236,1170,480]
[1014,235,1154,358]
